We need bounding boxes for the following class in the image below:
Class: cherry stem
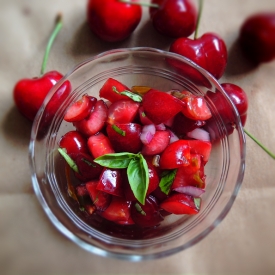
[244,128,275,159]
[119,0,159,8]
[40,13,63,76]
[194,0,203,39]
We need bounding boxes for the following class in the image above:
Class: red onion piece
[186,128,210,141]
[140,124,156,145]
[168,129,179,143]
[155,123,166,130]
[174,186,205,197]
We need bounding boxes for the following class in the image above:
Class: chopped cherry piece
[172,164,205,190]
[130,196,164,227]
[59,130,88,156]
[171,112,206,136]
[188,140,212,163]
[75,184,96,214]
[99,78,131,102]
[100,196,134,225]
[159,140,191,169]
[87,132,115,158]
[74,100,108,136]
[160,193,201,215]
[86,180,112,211]
[72,152,103,181]
[107,99,140,125]
[142,89,183,124]
[141,130,170,156]
[177,91,212,121]
[106,123,142,153]
[97,168,123,197]
[138,106,154,125]
[64,95,96,122]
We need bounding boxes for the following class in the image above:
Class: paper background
[1,0,275,274]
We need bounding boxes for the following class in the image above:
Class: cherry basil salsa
[58,78,212,237]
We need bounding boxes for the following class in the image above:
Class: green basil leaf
[194,197,201,210]
[159,169,177,195]
[58,148,79,173]
[120,91,142,102]
[112,86,142,102]
[135,203,146,216]
[127,155,149,205]
[94,152,136,168]
[112,124,126,136]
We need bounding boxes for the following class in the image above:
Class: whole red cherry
[239,12,275,64]
[149,0,197,38]
[169,32,228,80]
[14,71,63,121]
[221,83,248,126]
[13,14,63,121]
[87,0,142,42]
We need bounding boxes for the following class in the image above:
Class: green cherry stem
[244,128,275,159]
[119,0,159,8]
[40,13,63,76]
[194,0,203,39]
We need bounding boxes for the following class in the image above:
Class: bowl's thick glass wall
[29,48,245,260]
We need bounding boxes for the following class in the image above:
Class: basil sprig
[94,152,149,205]
[58,148,79,173]
[159,169,177,195]
[112,86,143,102]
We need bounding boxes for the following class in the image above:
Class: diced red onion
[168,129,179,143]
[174,186,205,197]
[155,123,166,130]
[186,128,210,141]
[140,124,156,145]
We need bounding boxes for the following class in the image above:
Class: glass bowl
[29,47,245,261]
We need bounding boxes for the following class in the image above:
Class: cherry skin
[13,71,63,121]
[87,0,142,42]
[239,12,275,64]
[149,0,197,38]
[169,33,227,80]
[221,83,248,126]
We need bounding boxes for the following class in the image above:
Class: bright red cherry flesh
[149,0,197,38]
[239,12,275,64]
[13,71,63,121]
[87,0,142,42]
[169,33,228,80]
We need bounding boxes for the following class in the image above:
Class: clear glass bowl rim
[29,47,246,261]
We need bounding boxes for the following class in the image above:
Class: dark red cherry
[87,0,142,42]
[239,12,275,64]
[13,71,63,121]
[149,0,197,38]
[169,32,228,80]
[221,83,248,126]
[130,195,164,227]
[13,15,63,122]
[72,152,103,181]
[97,168,124,197]
[59,130,88,156]
[171,112,206,137]
[106,123,142,154]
